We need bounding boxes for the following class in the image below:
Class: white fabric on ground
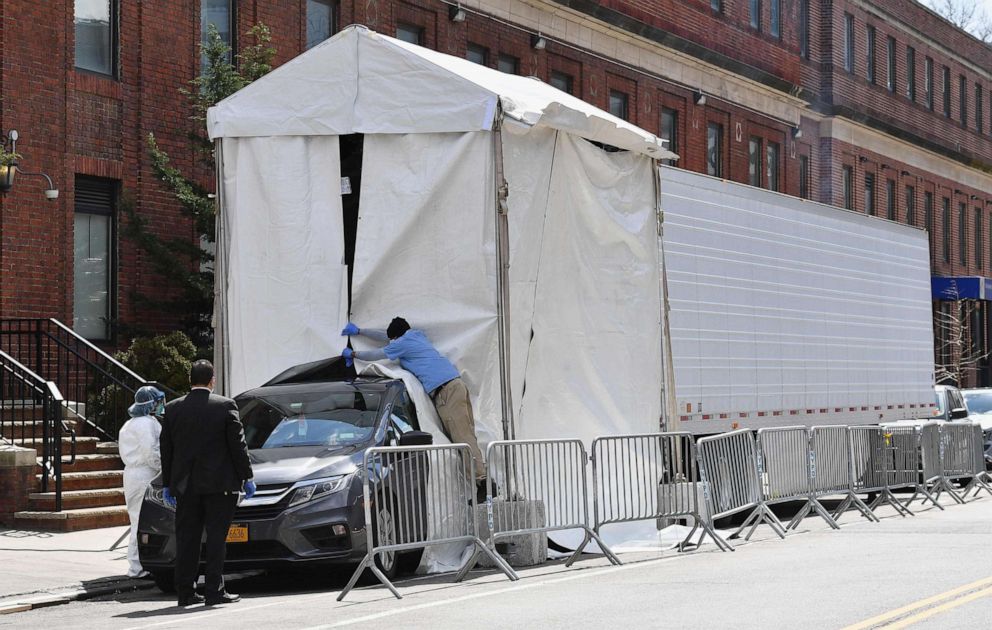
[218,135,349,395]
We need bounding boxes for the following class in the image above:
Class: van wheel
[370,500,399,580]
[151,570,175,594]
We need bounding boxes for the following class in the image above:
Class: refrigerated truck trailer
[660,167,936,435]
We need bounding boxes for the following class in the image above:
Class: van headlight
[288,475,352,507]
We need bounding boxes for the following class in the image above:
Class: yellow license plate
[226,525,248,543]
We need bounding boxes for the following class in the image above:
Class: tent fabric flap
[349,131,502,449]
[218,135,349,396]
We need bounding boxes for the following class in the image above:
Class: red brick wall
[0,453,36,526]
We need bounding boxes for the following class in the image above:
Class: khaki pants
[433,378,486,479]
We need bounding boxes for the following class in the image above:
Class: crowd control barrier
[848,426,912,517]
[697,429,786,541]
[809,426,877,523]
[965,424,992,499]
[935,423,978,504]
[757,427,839,530]
[591,432,731,553]
[480,439,621,568]
[337,444,517,601]
[907,423,944,510]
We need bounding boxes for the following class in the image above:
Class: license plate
[226,525,248,543]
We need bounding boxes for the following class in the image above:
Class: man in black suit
[160,360,255,606]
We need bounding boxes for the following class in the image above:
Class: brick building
[1,0,991,383]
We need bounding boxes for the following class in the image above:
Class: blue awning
[932,276,992,300]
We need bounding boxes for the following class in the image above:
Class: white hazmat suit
[118,414,162,577]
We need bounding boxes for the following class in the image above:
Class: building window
[906,47,915,101]
[497,54,519,75]
[959,202,967,264]
[903,185,915,226]
[943,66,951,117]
[886,179,896,220]
[609,90,629,120]
[660,107,678,167]
[466,43,488,66]
[866,26,876,84]
[942,197,951,262]
[201,0,234,72]
[865,173,875,216]
[924,191,934,252]
[925,57,934,110]
[844,14,855,73]
[750,0,761,31]
[960,76,968,126]
[395,23,423,45]
[886,36,896,93]
[976,209,984,269]
[706,123,724,178]
[748,137,762,187]
[711,0,722,12]
[766,142,780,192]
[770,0,781,38]
[75,0,118,76]
[843,165,853,209]
[306,0,337,50]
[550,70,573,94]
[977,84,984,134]
[800,0,810,58]
[74,177,116,341]
[800,155,810,199]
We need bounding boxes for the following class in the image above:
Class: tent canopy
[207,25,676,160]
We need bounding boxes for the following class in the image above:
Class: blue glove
[244,480,257,500]
[341,322,360,336]
[342,347,354,367]
[162,487,177,508]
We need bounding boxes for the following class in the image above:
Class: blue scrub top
[384,330,460,394]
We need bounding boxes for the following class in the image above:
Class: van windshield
[964,391,992,415]
[239,390,382,449]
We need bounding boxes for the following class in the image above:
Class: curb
[0,577,154,615]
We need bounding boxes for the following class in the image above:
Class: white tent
[208,24,677,454]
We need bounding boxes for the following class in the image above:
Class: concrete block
[0,446,37,468]
[475,499,547,568]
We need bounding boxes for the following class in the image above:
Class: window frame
[886,179,896,220]
[865,173,876,216]
[549,70,574,95]
[844,14,855,73]
[800,0,810,58]
[843,165,854,210]
[748,136,762,187]
[905,185,915,226]
[866,25,876,84]
[799,154,810,200]
[660,107,679,167]
[960,75,968,126]
[942,197,951,263]
[706,122,725,178]
[395,22,424,46]
[976,207,984,270]
[466,42,489,66]
[608,89,630,121]
[943,66,952,117]
[305,0,338,50]
[75,0,120,78]
[976,83,984,135]
[497,53,519,75]
[886,36,896,93]
[73,176,118,342]
[750,0,762,31]
[200,0,236,73]
[924,190,934,253]
[766,141,780,192]
[770,0,781,39]
[925,57,934,110]
[906,46,915,102]
[959,201,968,265]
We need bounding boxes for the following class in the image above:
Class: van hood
[248,445,363,485]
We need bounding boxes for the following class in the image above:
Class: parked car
[960,388,992,468]
[137,358,433,593]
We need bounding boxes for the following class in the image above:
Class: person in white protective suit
[119,385,166,578]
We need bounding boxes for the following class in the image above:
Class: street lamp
[0,129,58,200]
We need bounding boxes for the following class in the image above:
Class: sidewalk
[0,526,152,614]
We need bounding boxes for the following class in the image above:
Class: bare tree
[934,288,989,386]
[923,0,992,42]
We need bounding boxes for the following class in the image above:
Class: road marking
[840,575,992,630]
[880,585,992,630]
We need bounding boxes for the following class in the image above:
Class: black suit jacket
[161,388,253,495]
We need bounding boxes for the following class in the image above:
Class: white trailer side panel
[661,167,935,434]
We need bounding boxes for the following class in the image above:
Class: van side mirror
[950,407,969,420]
[398,431,433,447]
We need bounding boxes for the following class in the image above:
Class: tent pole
[655,163,678,434]
[493,113,515,441]
[212,139,229,396]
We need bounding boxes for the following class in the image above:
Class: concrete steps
[59,454,123,474]
[48,470,124,491]
[12,506,129,531]
[27,488,126,511]
[5,436,99,455]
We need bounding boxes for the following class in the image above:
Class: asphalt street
[4,495,992,630]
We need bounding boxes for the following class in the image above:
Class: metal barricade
[337,444,517,601]
[479,439,621,568]
[809,426,877,523]
[591,433,731,553]
[935,423,976,504]
[965,423,992,499]
[697,429,785,541]
[907,423,944,510]
[757,427,839,530]
[848,425,912,516]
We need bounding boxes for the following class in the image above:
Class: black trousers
[174,491,238,599]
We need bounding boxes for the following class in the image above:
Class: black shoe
[475,480,491,505]
[205,592,241,606]
[177,593,205,606]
